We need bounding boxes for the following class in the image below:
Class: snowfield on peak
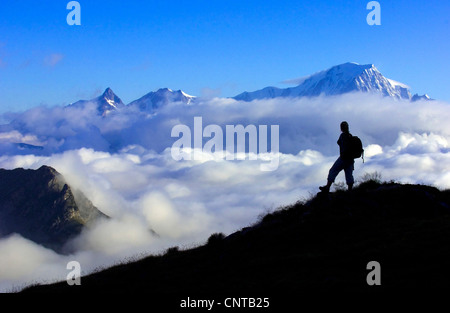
[234,62,427,102]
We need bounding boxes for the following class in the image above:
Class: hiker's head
[340,121,349,133]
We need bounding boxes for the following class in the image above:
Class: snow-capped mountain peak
[128,88,196,112]
[102,87,119,104]
[97,87,125,114]
[233,62,420,101]
[66,63,431,118]
[68,87,124,116]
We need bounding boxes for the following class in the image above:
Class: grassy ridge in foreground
[23,181,450,294]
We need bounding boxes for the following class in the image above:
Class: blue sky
[0,0,449,112]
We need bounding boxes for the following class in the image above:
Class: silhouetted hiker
[320,121,354,193]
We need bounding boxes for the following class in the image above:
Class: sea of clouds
[0,93,450,291]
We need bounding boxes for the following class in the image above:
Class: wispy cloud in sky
[43,53,64,67]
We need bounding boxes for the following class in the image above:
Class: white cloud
[364,144,383,158]
[0,234,60,281]
[73,215,156,256]
[0,93,450,291]
[0,130,42,145]
[0,234,65,292]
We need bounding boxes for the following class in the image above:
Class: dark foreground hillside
[0,166,106,253]
[23,181,450,306]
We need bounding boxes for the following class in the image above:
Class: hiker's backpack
[350,135,364,162]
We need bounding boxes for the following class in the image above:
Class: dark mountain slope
[24,181,450,296]
[0,165,106,252]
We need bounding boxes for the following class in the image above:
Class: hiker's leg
[321,158,344,192]
[344,160,355,189]
[327,157,344,183]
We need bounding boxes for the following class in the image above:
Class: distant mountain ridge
[233,62,430,101]
[69,87,195,116]
[0,165,107,252]
[66,62,432,116]
[128,88,195,113]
